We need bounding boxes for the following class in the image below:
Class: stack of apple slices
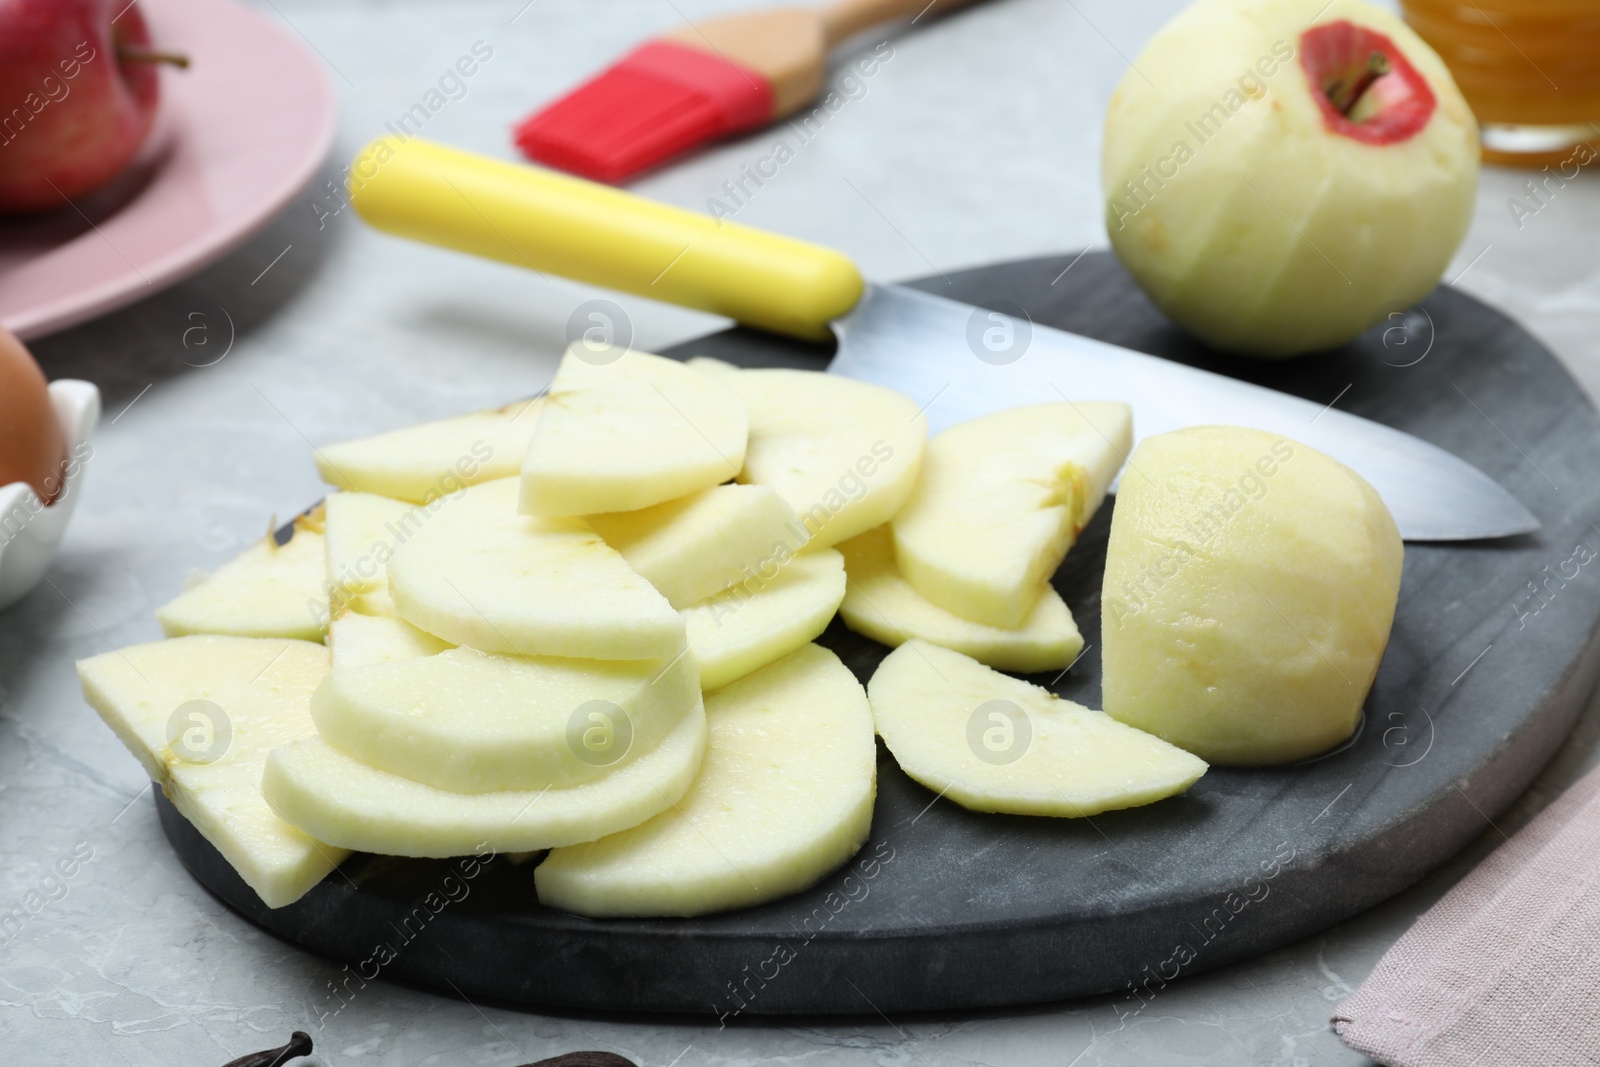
[829,401,1206,821]
[80,344,1214,920]
[79,348,909,914]
[834,401,1132,673]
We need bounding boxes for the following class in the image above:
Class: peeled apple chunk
[261,698,708,857]
[328,612,452,670]
[347,586,396,617]
[535,643,876,918]
[868,640,1207,816]
[323,491,421,607]
[697,366,927,549]
[685,356,738,374]
[892,402,1131,629]
[315,398,540,504]
[310,645,699,794]
[520,346,747,517]
[1100,426,1403,764]
[683,548,846,691]
[587,484,806,608]
[837,526,1083,674]
[1101,0,1478,357]
[77,636,346,908]
[157,520,328,642]
[386,478,684,660]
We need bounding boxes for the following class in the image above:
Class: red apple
[0,0,186,215]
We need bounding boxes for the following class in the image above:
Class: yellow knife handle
[348,138,863,340]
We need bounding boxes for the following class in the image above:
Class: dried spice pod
[518,1054,636,1067]
[219,1032,313,1067]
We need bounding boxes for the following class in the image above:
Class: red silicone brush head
[515,40,773,183]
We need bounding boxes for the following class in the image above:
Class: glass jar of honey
[1400,0,1600,167]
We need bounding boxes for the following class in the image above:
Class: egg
[0,327,66,505]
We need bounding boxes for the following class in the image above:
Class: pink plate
[0,0,336,340]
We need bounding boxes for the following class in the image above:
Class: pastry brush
[513,0,980,182]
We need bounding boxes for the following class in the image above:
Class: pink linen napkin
[1331,763,1600,1066]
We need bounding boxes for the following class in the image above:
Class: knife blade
[829,285,1538,541]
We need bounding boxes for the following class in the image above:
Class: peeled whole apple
[1100,426,1402,764]
[1102,0,1479,358]
[0,0,185,214]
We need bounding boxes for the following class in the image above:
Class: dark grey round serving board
[161,252,1600,1016]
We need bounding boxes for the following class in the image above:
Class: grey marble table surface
[6,0,1599,1063]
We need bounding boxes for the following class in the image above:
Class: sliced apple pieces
[868,640,1206,817]
[262,698,708,858]
[535,643,875,917]
[386,478,683,660]
[327,613,452,670]
[77,636,346,908]
[893,402,1131,628]
[157,519,328,642]
[837,526,1083,674]
[323,490,422,612]
[588,484,806,609]
[705,367,926,549]
[316,398,540,504]
[310,646,698,794]
[684,356,738,375]
[520,346,747,517]
[683,548,846,691]
[350,586,397,617]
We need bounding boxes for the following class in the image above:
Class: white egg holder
[0,380,101,611]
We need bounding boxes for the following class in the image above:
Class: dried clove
[220,1031,314,1067]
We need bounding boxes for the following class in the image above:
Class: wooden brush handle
[820,0,982,47]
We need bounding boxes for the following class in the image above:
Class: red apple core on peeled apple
[1300,20,1436,145]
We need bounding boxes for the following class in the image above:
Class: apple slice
[261,698,707,857]
[157,519,328,642]
[535,643,875,917]
[520,346,747,517]
[328,613,452,670]
[311,645,699,794]
[349,586,396,617]
[323,491,422,609]
[868,640,1206,817]
[704,367,926,549]
[587,484,807,608]
[77,636,346,908]
[386,478,684,660]
[316,399,540,505]
[837,526,1083,674]
[683,548,846,691]
[685,356,738,375]
[893,402,1131,628]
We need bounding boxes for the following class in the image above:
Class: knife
[346,137,1537,542]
